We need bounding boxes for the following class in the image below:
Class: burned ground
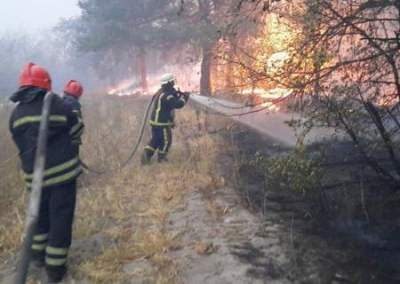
[225,121,400,284]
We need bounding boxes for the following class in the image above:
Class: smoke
[0,29,105,97]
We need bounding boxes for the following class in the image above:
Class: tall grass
[0,103,25,266]
[0,95,226,283]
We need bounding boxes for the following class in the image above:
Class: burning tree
[224,0,400,188]
[62,0,247,95]
[294,0,400,187]
[209,1,302,107]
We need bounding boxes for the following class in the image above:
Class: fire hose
[0,96,154,170]
[1,93,282,170]
[83,91,193,174]
[14,91,55,284]
[81,91,158,174]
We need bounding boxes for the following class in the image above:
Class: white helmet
[161,73,175,85]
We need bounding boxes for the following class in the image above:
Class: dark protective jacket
[149,85,189,127]
[9,87,84,189]
[63,94,82,118]
[63,94,83,145]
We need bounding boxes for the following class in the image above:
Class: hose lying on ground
[1,93,284,170]
[0,95,156,175]
[82,93,157,174]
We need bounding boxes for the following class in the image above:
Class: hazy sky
[1,0,80,32]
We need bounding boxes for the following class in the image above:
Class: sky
[0,0,81,33]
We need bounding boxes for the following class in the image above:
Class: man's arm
[72,100,83,119]
[165,92,190,109]
[65,104,84,141]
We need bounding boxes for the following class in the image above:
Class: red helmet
[64,80,83,98]
[19,62,52,90]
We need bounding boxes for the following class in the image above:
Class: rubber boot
[158,153,168,163]
[140,151,151,165]
[31,250,45,268]
[46,265,67,283]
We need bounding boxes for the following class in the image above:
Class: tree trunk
[226,59,234,91]
[138,46,148,92]
[225,39,235,91]
[200,41,213,96]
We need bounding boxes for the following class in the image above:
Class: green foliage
[251,149,323,194]
[69,0,232,55]
[75,0,175,52]
[267,150,323,193]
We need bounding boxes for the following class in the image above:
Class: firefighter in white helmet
[141,74,190,164]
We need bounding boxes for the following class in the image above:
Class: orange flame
[241,88,292,112]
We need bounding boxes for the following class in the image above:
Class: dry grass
[192,240,217,255]
[0,95,227,283]
[0,103,26,267]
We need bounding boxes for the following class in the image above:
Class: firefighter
[141,73,190,164]
[63,80,84,155]
[9,63,84,283]
[63,80,83,118]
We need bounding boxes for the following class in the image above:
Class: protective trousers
[30,180,77,278]
[144,126,172,162]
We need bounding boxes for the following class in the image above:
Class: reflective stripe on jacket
[64,94,83,145]
[9,87,84,188]
[150,86,188,127]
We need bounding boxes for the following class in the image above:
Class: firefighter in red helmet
[63,80,84,155]
[9,63,84,283]
[63,80,83,118]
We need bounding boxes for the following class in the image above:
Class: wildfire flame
[241,88,293,111]
[267,52,290,72]
[108,88,117,95]
[231,11,297,112]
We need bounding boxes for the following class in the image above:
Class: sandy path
[166,185,293,284]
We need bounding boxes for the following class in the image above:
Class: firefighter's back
[10,87,83,189]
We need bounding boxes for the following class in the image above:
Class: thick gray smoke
[0,30,107,97]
